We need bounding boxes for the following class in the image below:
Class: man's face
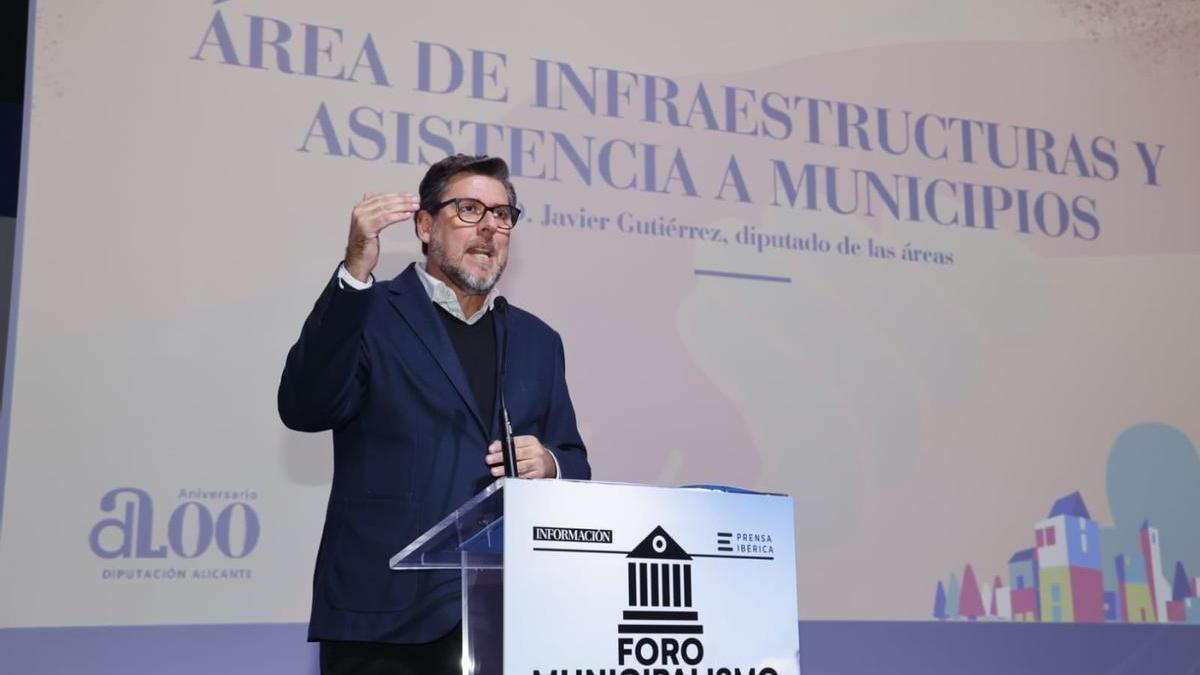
[417,173,511,295]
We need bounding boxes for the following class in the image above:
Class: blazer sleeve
[277,270,374,432]
[544,331,591,480]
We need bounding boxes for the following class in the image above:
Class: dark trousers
[319,627,461,675]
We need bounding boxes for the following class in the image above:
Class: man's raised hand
[344,192,421,283]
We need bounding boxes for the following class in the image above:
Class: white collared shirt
[337,262,498,325]
[413,263,499,325]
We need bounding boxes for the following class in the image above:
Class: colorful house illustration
[1181,598,1200,624]
[1115,553,1156,623]
[1166,561,1200,624]
[1007,548,1039,622]
[1034,491,1104,623]
[935,486,1198,625]
[1102,590,1120,623]
[1139,520,1171,623]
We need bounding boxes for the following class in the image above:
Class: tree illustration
[933,581,947,620]
[958,563,985,620]
[947,572,961,620]
[1173,561,1193,602]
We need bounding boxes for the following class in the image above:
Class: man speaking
[279,154,591,673]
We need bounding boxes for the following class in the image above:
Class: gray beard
[429,236,505,295]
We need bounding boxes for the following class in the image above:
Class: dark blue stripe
[0,620,1197,673]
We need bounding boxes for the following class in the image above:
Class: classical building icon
[619,526,702,635]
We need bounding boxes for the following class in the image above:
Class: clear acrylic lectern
[389,478,506,674]
[390,478,800,675]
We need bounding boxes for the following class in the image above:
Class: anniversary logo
[530,524,779,675]
[89,487,261,582]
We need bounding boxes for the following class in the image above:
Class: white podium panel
[503,480,798,675]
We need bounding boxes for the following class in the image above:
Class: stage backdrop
[1,0,1198,672]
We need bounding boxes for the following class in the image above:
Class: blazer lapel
[386,265,488,438]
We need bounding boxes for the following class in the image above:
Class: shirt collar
[414,263,498,325]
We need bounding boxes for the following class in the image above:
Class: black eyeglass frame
[429,197,521,229]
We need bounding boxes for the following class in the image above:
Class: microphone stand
[494,297,518,478]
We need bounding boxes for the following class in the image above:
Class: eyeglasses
[431,197,521,230]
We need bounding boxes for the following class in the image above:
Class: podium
[391,478,799,674]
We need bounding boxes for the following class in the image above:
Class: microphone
[494,296,518,478]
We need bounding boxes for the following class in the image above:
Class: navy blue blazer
[278,263,590,643]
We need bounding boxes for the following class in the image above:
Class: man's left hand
[485,436,557,478]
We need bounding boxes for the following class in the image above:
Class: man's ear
[415,210,432,244]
